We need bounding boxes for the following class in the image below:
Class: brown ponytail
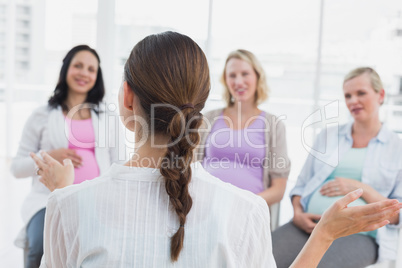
[160,108,203,261]
[123,32,210,261]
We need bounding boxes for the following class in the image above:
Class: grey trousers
[272,222,378,268]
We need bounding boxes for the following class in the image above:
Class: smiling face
[224,58,258,105]
[66,50,99,95]
[343,73,384,123]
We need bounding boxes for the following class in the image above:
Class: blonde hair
[343,67,383,93]
[221,49,269,107]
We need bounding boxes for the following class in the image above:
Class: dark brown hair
[124,32,210,261]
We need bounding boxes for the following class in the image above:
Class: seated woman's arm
[291,195,321,234]
[11,110,44,178]
[258,117,290,205]
[257,177,287,205]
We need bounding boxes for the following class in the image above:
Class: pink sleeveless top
[65,117,100,184]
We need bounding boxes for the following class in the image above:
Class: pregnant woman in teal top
[272,67,402,268]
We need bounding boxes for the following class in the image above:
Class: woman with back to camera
[31,33,401,267]
[197,50,290,210]
[10,45,125,268]
[272,67,402,268]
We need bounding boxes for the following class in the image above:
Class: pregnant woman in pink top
[65,116,100,184]
[11,45,125,268]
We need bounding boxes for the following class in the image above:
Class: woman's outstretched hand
[290,189,402,268]
[316,188,401,241]
[30,151,75,192]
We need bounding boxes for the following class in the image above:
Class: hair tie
[180,225,185,228]
[179,103,194,110]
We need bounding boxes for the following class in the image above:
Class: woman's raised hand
[315,188,402,241]
[30,151,75,192]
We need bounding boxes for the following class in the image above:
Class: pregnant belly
[306,189,367,215]
[73,149,100,184]
[204,162,264,194]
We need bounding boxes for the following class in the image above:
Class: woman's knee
[26,208,46,266]
[318,234,378,268]
[272,222,309,268]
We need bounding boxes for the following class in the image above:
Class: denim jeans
[25,208,46,268]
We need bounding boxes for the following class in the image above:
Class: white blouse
[40,162,276,268]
